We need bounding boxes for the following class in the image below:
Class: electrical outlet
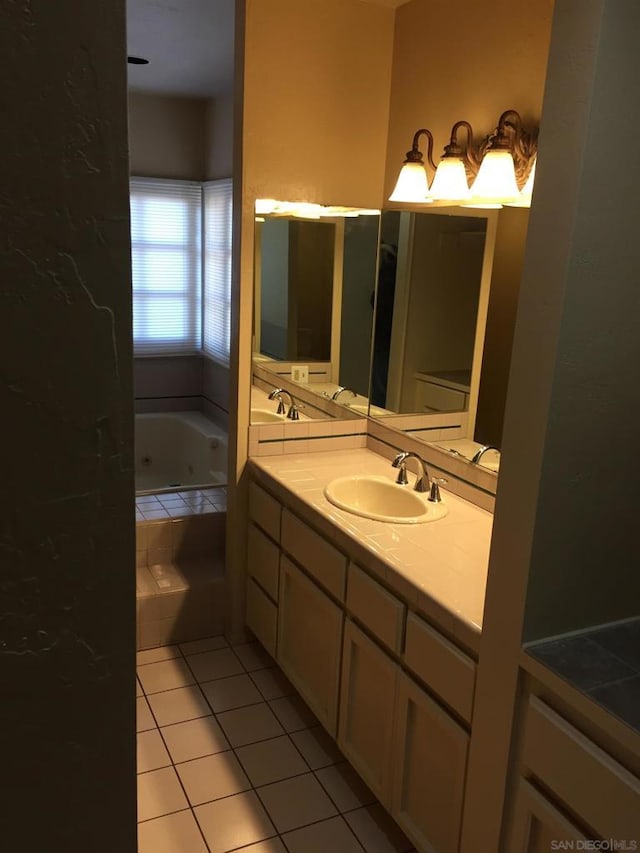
[292,365,309,383]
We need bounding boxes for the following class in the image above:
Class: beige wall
[243,0,395,208]
[206,91,234,179]
[385,0,555,198]
[128,91,207,180]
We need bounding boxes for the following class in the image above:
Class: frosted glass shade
[470,150,520,202]
[389,161,430,202]
[507,158,536,207]
[428,158,470,201]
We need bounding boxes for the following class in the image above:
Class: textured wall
[0,1,136,850]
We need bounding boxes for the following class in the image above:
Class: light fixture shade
[507,158,536,207]
[470,150,520,202]
[428,158,470,201]
[389,161,430,202]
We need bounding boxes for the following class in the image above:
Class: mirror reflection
[253,209,380,413]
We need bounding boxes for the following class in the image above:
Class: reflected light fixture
[388,129,436,202]
[506,157,536,208]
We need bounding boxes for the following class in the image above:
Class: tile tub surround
[249,448,493,653]
[136,504,227,650]
[136,637,415,853]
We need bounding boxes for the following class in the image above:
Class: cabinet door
[392,671,469,853]
[338,618,397,807]
[508,779,587,852]
[277,556,343,735]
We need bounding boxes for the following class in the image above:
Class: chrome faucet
[391,451,431,493]
[470,445,500,464]
[268,388,292,416]
[331,386,357,402]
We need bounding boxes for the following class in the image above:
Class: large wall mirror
[252,207,381,417]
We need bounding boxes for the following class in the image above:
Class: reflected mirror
[252,206,380,416]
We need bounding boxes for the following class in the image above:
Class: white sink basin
[250,408,284,424]
[324,475,448,524]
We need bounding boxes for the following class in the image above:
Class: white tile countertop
[249,448,493,653]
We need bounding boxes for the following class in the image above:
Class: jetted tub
[135,411,227,493]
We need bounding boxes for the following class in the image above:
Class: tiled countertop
[250,448,493,653]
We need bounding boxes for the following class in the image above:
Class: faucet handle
[391,452,409,485]
[287,403,305,421]
[428,477,448,503]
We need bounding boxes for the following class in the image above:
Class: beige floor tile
[315,762,376,812]
[177,751,250,806]
[283,816,365,853]
[232,641,274,672]
[257,772,337,833]
[195,790,276,853]
[200,673,263,713]
[137,728,171,774]
[137,645,181,666]
[179,636,228,655]
[137,809,208,853]
[136,677,144,697]
[268,695,317,732]
[345,804,413,853]
[217,703,285,747]
[186,647,245,682]
[137,696,156,733]
[249,667,295,701]
[138,658,195,695]
[235,735,309,787]
[137,767,188,823]
[289,726,343,769]
[147,686,210,727]
[161,716,229,764]
[235,840,287,853]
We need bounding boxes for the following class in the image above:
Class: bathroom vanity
[245,447,492,853]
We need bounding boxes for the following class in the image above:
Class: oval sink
[324,475,448,524]
[250,408,284,424]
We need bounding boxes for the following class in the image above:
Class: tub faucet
[331,386,357,402]
[471,445,500,464]
[392,451,430,493]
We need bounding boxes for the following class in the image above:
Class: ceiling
[126,0,235,98]
[126,0,412,99]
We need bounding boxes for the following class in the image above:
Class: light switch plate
[292,365,309,383]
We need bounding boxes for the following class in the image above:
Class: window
[130,177,202,356]
[203,179,233,366]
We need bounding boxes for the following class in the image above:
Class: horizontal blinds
[203,179,233,366]
[130,177,202,356]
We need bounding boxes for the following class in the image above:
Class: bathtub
[135,411,227,494]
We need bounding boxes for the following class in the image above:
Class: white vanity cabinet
[246,473,480,853]
[392,671,469,853]
[338,618,398,806]
[278,556,343,735]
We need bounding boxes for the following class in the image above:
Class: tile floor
[137,636,415,853]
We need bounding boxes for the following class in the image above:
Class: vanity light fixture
[505,156,537,207]
[389,110,537,207]
[388,129,436,202]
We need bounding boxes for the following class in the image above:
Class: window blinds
[130,177,202,356]
[203,179,233,366]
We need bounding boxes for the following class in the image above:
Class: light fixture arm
[443,119,481,179]
[403,128,437,172]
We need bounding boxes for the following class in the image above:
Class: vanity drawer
[247,523,280,602]
[403,612,475,724]
[347,563,405,654]
[281,509,347,601]
[249,481,281,542]
[415,380,466,413]
[245,577,277,658]
[521,696,640,842]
